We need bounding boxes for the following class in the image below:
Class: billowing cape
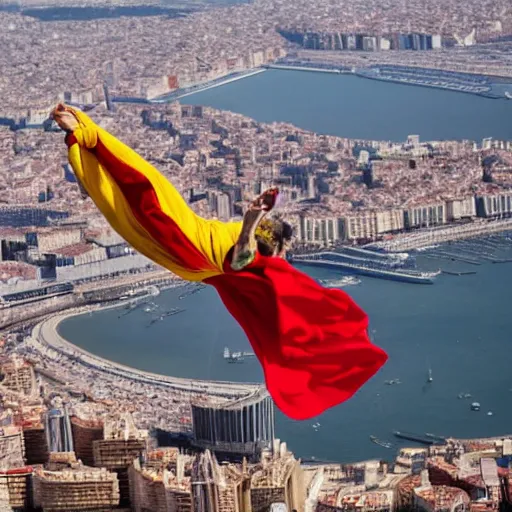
[65,108,388,420]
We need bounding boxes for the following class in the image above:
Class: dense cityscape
[1,0,512,510]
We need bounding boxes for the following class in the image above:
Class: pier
[293,251,438,284]
[393,431,437,445]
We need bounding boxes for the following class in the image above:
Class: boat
[393,431,435,445]
[384,379,401,385]
[294,252,438,284]
[227,355,244,364]
[427,368,433,383]
[320,276,361,288]
[370,435,392,448]
[471,402,481,411]
[224,347,245,363]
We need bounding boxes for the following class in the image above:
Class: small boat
[370,435,392,449]
[384,379,401,385]
[227,356,244,364]
[471,402,481,411]
[224,347,245,363]
[427,368,433,383]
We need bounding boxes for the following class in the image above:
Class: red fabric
[206,251,388,420]
[68,134,387,420]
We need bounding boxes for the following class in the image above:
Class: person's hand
[249,186,279,213]
[51,103,79,132]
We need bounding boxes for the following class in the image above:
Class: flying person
[52,104,388,420]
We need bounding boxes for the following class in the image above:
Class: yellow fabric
[66,108,242,281]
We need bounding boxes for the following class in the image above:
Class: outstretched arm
[231,187,278,270]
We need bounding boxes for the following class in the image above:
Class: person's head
[255,217,293,257]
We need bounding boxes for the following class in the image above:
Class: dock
[293,252,438,284]
[393,431,442,445]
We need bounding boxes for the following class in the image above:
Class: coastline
[150,68,267,103]
[108,61,512,109]
[266,62,512,100]
[29,296,262,399]
[27,283,512,454]
[354,70,501,99]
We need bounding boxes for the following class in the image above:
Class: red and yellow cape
[65,108,388,420]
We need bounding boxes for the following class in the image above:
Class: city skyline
[1,0,512,510]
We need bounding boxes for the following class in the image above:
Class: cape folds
[65,108,388,420]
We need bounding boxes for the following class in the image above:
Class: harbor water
[59,71,512,463]
[185,69,512,142]
[60,237,512,463]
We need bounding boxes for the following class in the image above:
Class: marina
[355,65,506,99]
[266,61,512,99]
[368,220,512,253]
[294,250,439,284]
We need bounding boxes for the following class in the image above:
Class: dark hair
[256,219,293,256]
